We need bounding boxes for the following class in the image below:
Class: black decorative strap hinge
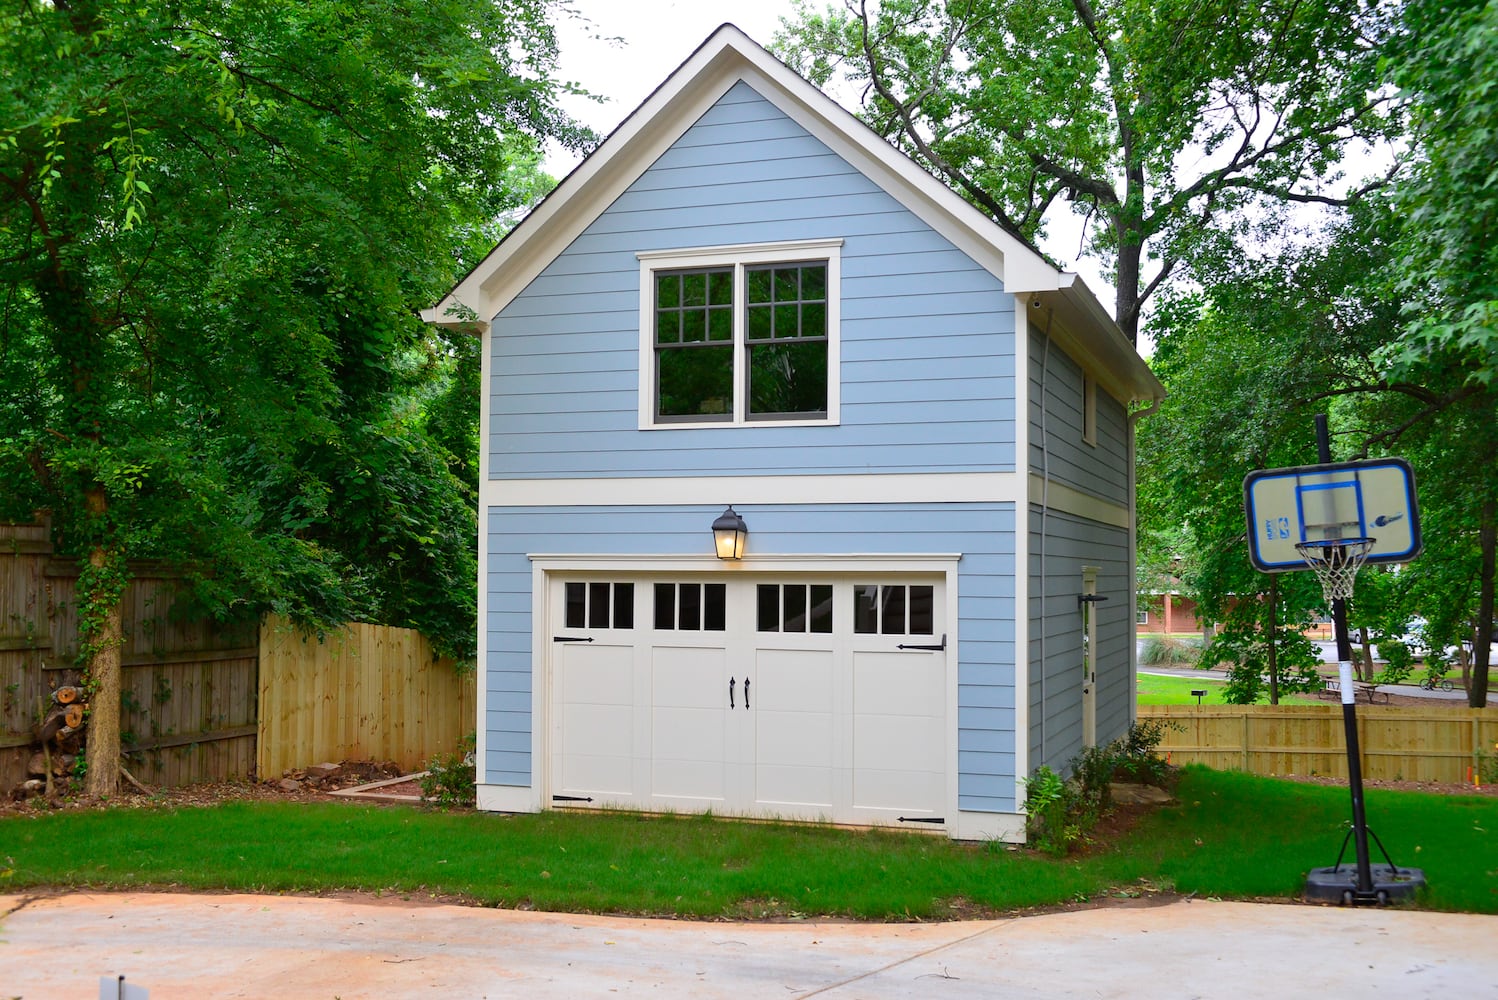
[552,794,594,802]
[552,636,594,643]
[898,633,947,651]
[897,816,945,824]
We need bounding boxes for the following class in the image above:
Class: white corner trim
[476,783,541,813]
[483,472,1025,509]
[949,809,1027,844]
[1027,474,1129,529]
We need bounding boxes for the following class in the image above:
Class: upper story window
[638,239,841,428]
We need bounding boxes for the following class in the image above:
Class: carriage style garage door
[547,574,948,828]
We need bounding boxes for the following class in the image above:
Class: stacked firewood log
[18,685,86,796]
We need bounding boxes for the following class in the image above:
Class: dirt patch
[0,759,424,816]
[1273,774,1497,796]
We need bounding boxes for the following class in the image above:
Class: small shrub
[1023,722,1180,856]
[1021,766,1081,856]
[420,733,476,807]
[1112,719,1179,787]
[1477,745,1498,786]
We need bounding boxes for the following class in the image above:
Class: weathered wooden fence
[1,521,259,791]
[1139,704,1498,783]
[257,616,477,779]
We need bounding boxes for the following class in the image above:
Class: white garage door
[548,575,947,828]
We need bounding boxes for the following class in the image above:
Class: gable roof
[424,23,1163,404]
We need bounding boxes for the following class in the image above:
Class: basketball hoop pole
[1315,415,1377,899]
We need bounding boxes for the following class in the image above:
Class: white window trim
[637,238,842,429]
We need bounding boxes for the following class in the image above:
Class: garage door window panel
[565,582,635,630]
[854,584,934,636]
[757,583,833,633]
[654,582,727,632]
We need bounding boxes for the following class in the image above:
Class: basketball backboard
[1243,458,1421,572]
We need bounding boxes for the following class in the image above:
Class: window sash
[638,240,841,429]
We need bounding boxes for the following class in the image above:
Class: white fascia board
[482,471,1025,509]
[1028,277,1164,405]
[425,25,1065,329]
[454,34,754,324]
[724,51,1060,294]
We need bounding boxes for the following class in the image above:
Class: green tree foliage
[0,0,588,794]
[774,0,1403,342]
[1377,0,1498,387]
[1142,194,1497,705]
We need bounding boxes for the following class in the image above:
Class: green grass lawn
[1136,672,1323,706]
[2,767,1492,917]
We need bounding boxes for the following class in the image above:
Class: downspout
[1126,396,1163,726]
[1037,304,1054,766]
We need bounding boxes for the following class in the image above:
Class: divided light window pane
[653,258,830,423]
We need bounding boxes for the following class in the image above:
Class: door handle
[743,677,750,710]
[728,676,735,709]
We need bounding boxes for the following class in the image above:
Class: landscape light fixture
[712,506,748,560]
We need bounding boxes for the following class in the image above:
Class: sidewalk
[4,891,1495,998]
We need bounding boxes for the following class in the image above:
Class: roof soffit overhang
[1029,274,1165,405]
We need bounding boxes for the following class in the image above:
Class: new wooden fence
[1139,704,1498,783]
[257,616,477,779]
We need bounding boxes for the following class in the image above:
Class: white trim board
[482,472,1025,508]
[480,471,1128,529]
[1026,475,1129,529]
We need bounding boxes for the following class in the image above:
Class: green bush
[1373,636,1414,683]
[420,733,476,807]
[1139,635,1202,665]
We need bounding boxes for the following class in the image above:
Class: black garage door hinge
[897,815,945,824]
[898,633,947,651]
[552,636,594,643]
[552,794,594,802]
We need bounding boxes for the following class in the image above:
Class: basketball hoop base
[1304,864,1426,905]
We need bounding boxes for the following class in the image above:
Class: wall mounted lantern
[712,506,748,560]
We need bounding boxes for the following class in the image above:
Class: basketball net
[1295,537,1375,604]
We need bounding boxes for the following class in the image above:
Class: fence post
[1242,711,1250,772]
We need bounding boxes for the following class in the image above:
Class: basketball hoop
[1295,537,1375,604]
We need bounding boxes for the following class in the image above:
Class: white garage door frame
[494,552,1004,834]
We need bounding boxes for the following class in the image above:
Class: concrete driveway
[3,891,1495,998]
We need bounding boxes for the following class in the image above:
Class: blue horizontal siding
[1028,326,1129,505]
[483,501,1019,811]
[1026,506,1132,774]
[487,80,1017,483]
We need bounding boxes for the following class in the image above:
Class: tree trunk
[81,486,124,799]
[1357,626,1375,683]
[1471,498,1495,708]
